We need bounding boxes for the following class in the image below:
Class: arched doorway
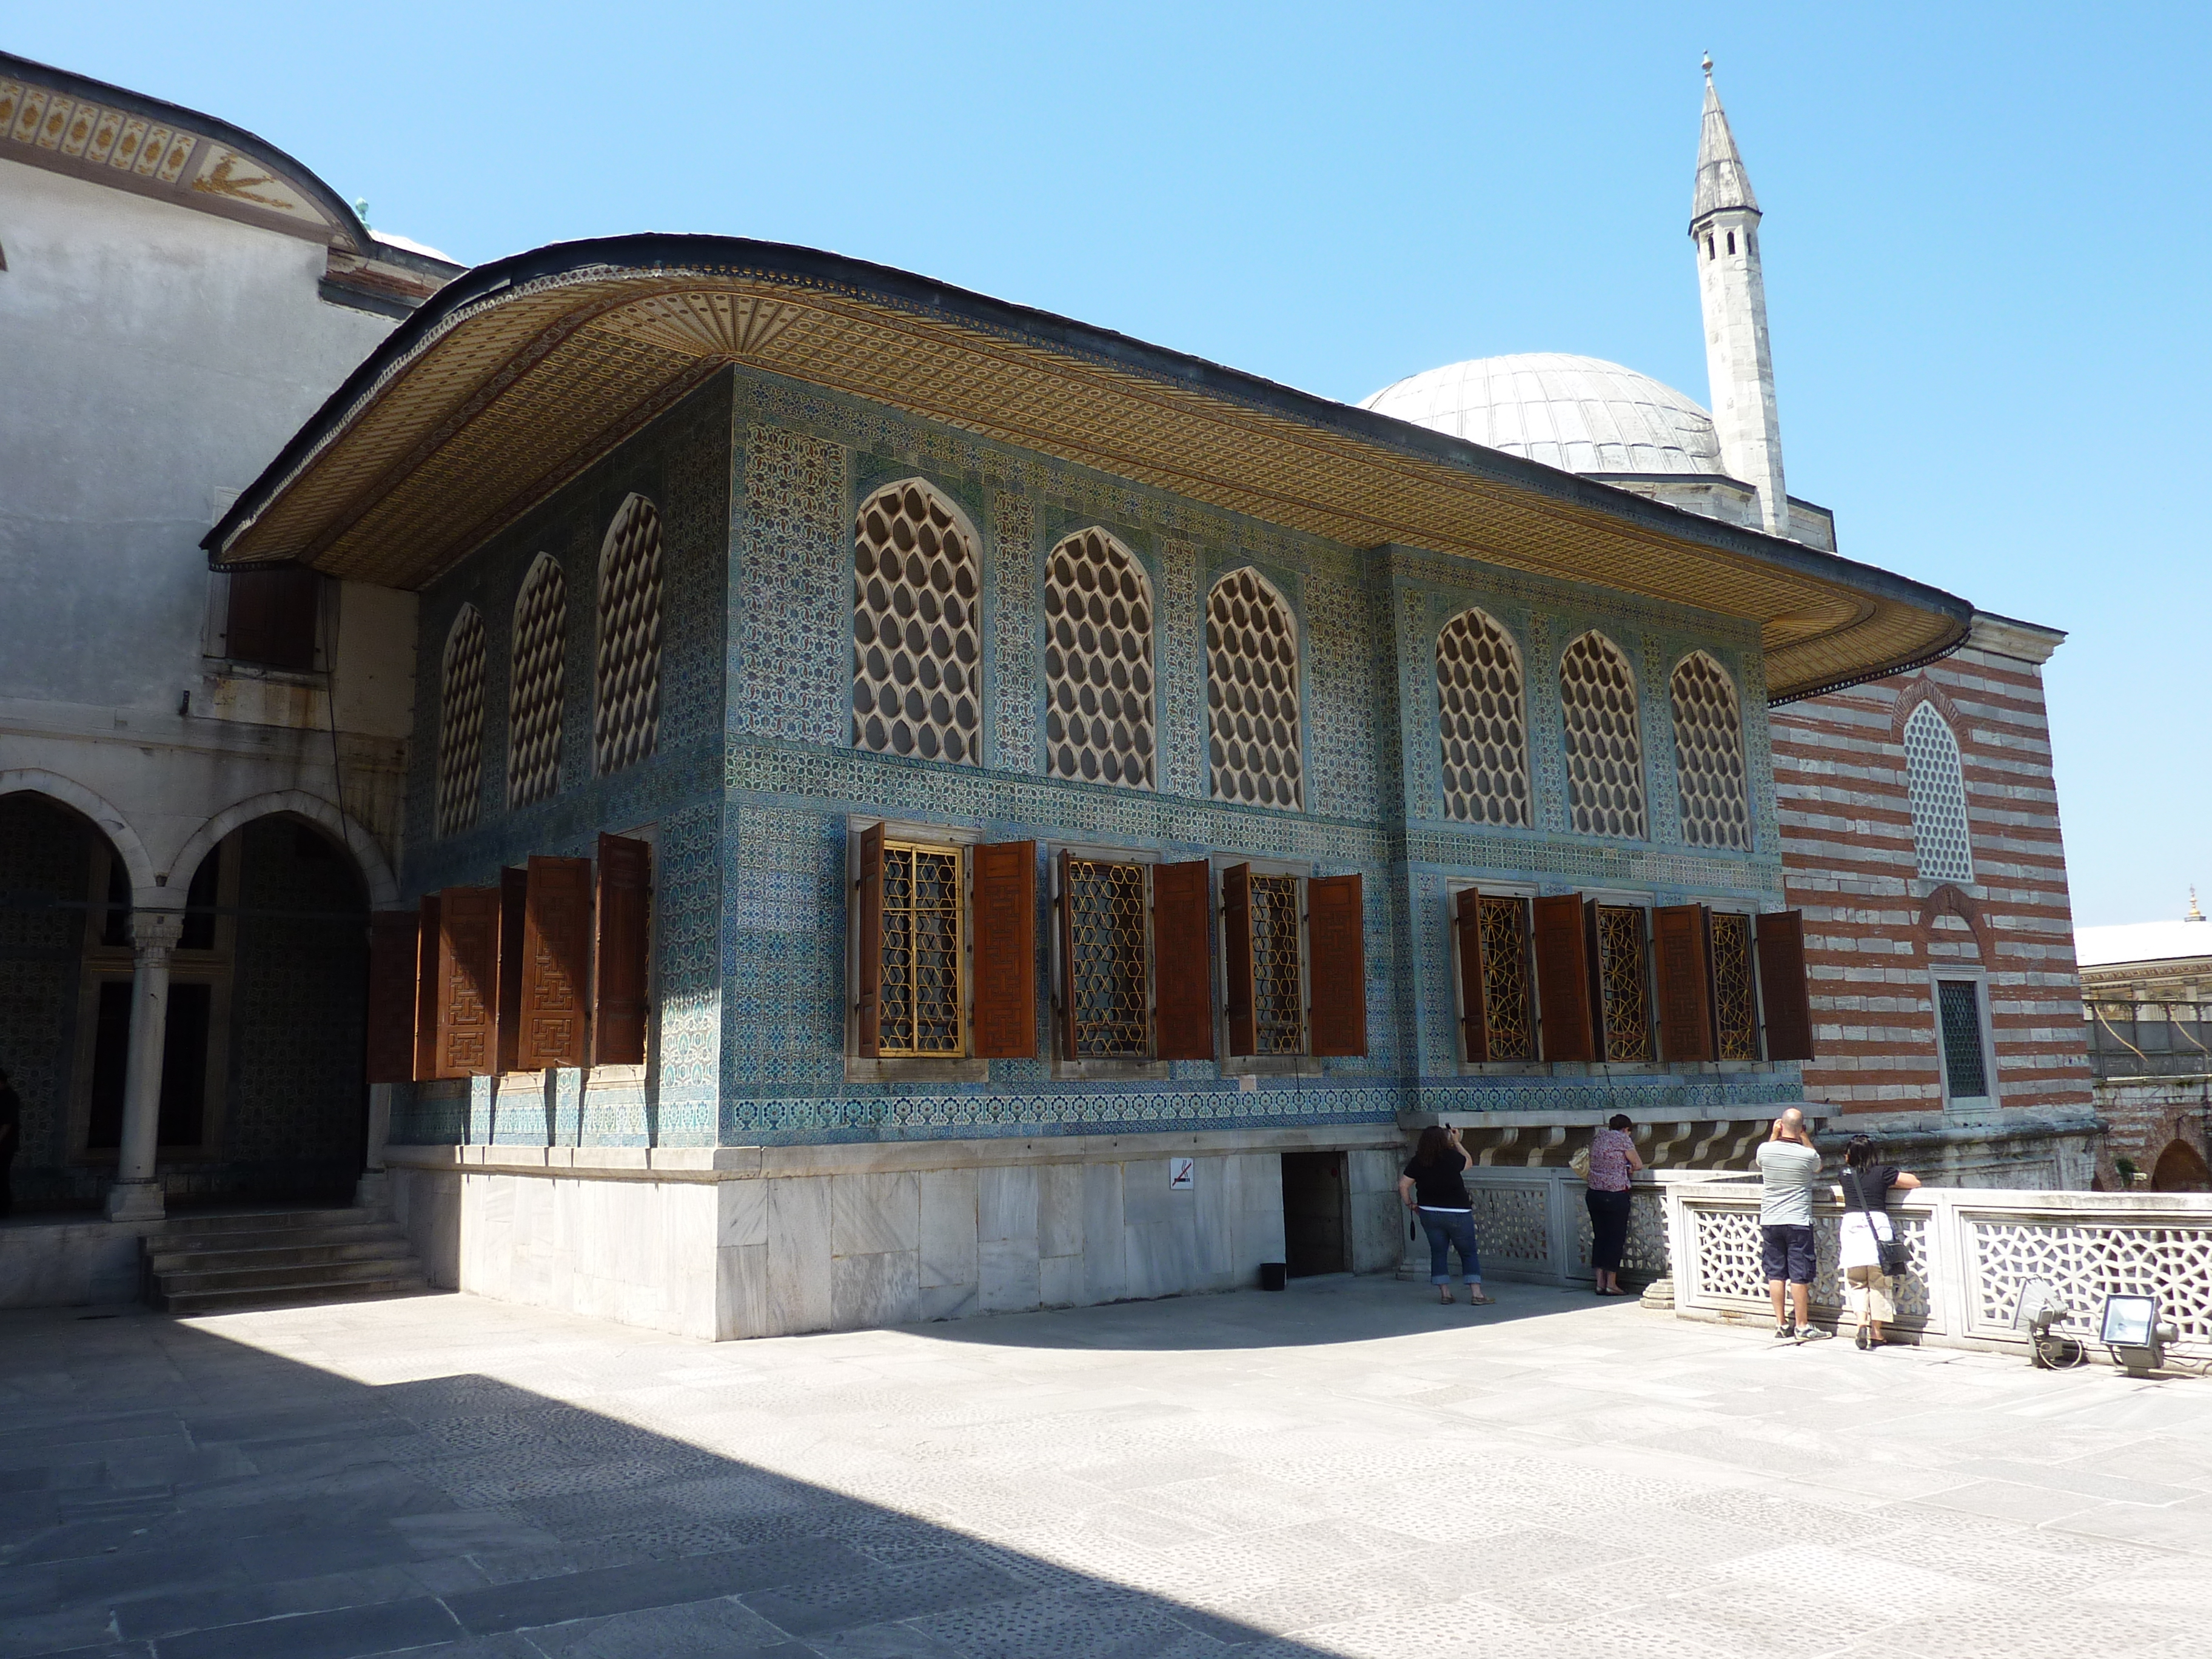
[2151,1138,2212,1193]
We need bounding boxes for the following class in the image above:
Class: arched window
[594,494,662,777]
[1205,568,1302,809]
[508,555,566,809]
[1904,701,1972,881]
[1435,608,1528,826]
[435,605,486,837]
[1559,631,1646,839]
[1044,529,1155,788]
[1669,651,1749,850]
[852,480,980,765]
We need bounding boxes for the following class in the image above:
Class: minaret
[1691,58,1789,539]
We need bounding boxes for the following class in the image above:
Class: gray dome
[1360,352,1724,478]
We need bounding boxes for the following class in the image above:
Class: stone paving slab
[1,1278,2209,1657]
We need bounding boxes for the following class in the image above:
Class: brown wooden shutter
[1053,849,1078,1062]
[592,833,652,1066]
[1653,903,1717,1062]
[496,867,526,1074]
[1221,863,1256,1057]
[1151,860,1215,1061]
[1756,908,1817,1061]
[434,886,500,1078]
[413,893,440,1082]
[1307,873,1367,1057]
[1454,887,1490,1063]
[1532,893,1596,1062]
[224,566,320,672]
[854,823,885,1058]
[518,855,591,1070]
[971,840,1037,1059]
[364,911,420,1085]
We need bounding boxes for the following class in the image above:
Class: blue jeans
[1419,1208,1481,1285]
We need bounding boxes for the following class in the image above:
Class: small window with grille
[1219,861,1366,1065]
[1054,853,1153,1063]
[1590,902,1654,1063]
[1935,976,1994,1104]
[1708,910,1760,1061]
[874,838,965,1057]
[1452,888,1536,1064]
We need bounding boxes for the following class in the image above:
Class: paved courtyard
[2,1277,2210,1659]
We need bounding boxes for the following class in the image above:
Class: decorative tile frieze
[736,424,846,745]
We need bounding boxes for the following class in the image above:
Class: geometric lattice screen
[1904,701,1973,882]
[1669,651,1749,850]
[853,480,980,765]
[1044,529,1155,788]
[593,493,662,777]
[508,554,566,809]
[435,604,486,837]
[1206,568,1302,809]
[1435,607,1529,826]
[1559,631,1646,839]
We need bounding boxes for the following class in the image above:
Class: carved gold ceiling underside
[213,262,1965,700]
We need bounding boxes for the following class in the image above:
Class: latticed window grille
[1710,911,1759,1061]
[1436,609,1529,826]
[853,480,980,765]
[879,840,964,1056]
[1045,531,1155,788]
[1670,652,1749,850]
[593,494,662,777]
[1478,895,1535,1061]
[1937,979,1989,1098]
[1064,858,1149,1057]
[1560,632,1646,839]
[1206,569,1302,809]
[435,605,486,837]
[1904,702,1973,882]
[507,555,566,809]
[1250,873,1305,1053]
[1594,903,1653,1062]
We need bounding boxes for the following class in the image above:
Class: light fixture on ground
[2099,1295,2177,1376]
[2012,1277,2080,1369]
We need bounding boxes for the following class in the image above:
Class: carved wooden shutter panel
[854,823,885,1059]
[1532,893,1596,1062]
[365,911,420,1085]
[496,867,526,1074]
[1756,909,1817,1061]
[971,841,1037,1059]
[1307,874,1367,1057]
[1653,903,1717,1062]
[434,886,500,1078]
[1221,863,1256,1057]
[1053,849,1078,1062]
[592,833,651,1066]
[413,894,440,1082]
[1454,887,1490,1063]
[1151,860,1215,1061]
[519,855,591,1070]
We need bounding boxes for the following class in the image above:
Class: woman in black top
[1398,1124,1490,1305]
[1837,1133,1920,1348]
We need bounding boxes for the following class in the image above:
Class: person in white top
[1835,1133,1920,1349]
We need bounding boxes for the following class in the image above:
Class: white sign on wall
[1169,1157,1196,1190]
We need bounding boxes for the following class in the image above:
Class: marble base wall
[0,1220,151,1308]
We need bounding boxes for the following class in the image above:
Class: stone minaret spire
[1691,58,1789,539]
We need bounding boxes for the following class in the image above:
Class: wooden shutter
[1307,874,1366,1057]
[1454,887,1490,1063]
[364,911,419,1085]
[434,886,500,1078]
[1151,860,1215,1061]
[854,823,885,1058]
[1653,903,1717,1062]
[1220,864,1256,1056]
[971,840,1037,1059]
[1756,909,1817,1061]
[495,868,526,1074]
[1532,893,1596,1062]
[413,893,440,1082]
[592,833,651,1066]
[224,566,320,672]
[1053,849,1078,1062]
[518,855,591,1070]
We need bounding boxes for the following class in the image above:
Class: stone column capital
[130,910,184,953]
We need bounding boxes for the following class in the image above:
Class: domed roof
[1359,352,1724,478]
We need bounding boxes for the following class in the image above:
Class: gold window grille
[879,840,964,1056]
[1251,873,1304,1054]
[1710,910,1759,1061]
[1064,858,1150,1057]
[1594,903,1653,1063]
[1477,895,1535,1061]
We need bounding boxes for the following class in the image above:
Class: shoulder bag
[1847,1169,1911,1277]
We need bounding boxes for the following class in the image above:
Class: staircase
[143,1208,432,1315]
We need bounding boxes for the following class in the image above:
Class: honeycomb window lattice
[1250,873,1304,1054]
[1435,609,1529,826]
[1560,631,1647,839]
[435,605,486,838]
[593,494,662,777]
[1206,568,1302,809]
[879,840,964,1056]
[853,480,980,765]
[1045,530,1155,788]
[1064,857,1150,1058]
[1904,702,1973,882]
[1710,910,1759,1061]
[507,554,566,809]
[1669,652,1749,850]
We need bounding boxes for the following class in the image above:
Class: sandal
[1466,1291,1494,1305]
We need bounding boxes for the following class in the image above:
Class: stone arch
[1912,882,1988,961]
[2151,1138,2212,1192]
[1888,675,1969,747]
[0,769,156,894]
[166,791,398,909]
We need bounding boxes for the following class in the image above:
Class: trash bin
[1259,1261,1287,1292]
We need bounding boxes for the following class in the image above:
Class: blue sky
[13,2,2207,925]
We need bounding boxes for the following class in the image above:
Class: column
[106,908,183,1222]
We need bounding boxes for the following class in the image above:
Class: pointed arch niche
[435,605,487,837]
[1669,651,1749,850]
[1903,700,1972,882]
[851,478,980,765]
[508,554,568,809]
[1205,567,1302,810]
[1434,607,1528,826]
[594,494,663,777]
[1558,630,1645,839]
[1044,528,1155,788]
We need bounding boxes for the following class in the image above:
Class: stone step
[150,1208,370,1238]
[146,1236,414,1275]
[154,1253,421,1298]
[149,1221,406,1260]
[159,1276,434,1317]
[142,1205,432,1315]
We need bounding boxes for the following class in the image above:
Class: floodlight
[2100,1294,2179,1375]
[2013,1278,2078,1369]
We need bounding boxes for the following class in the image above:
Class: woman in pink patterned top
[1584,1114,1643,1296]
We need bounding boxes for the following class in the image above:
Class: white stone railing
[1665,1180,2212,1360]
[1405,1168,1708,1287]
